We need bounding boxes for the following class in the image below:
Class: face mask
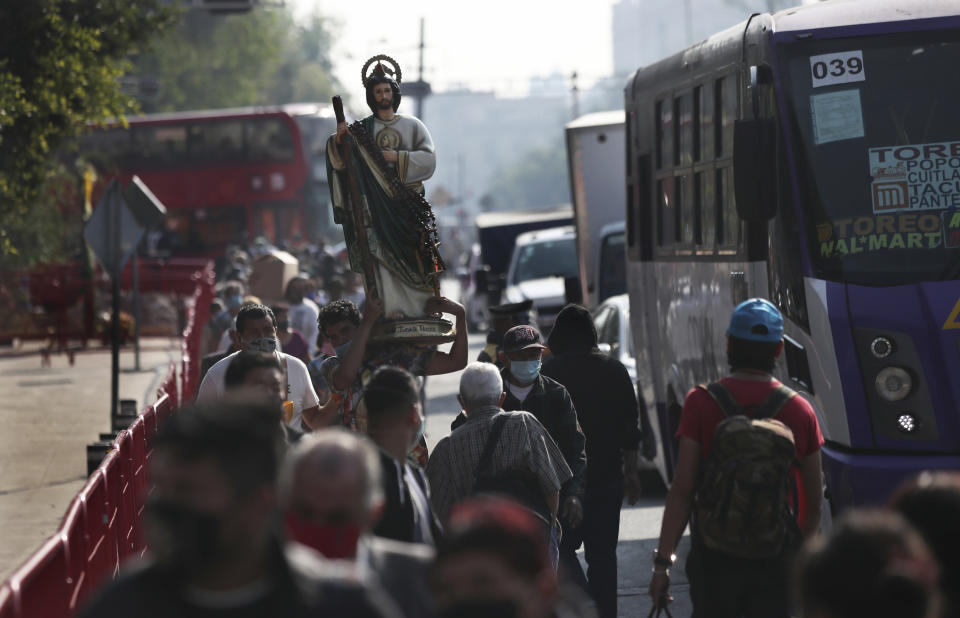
[226,294,244,311]
[147,498,224,568]
[284,513,361,559]
[509,359,541,383]
[438,599,521,618]
[334,341,352,357]
[245,337,278,354]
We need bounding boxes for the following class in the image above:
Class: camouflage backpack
[693,382,800,559]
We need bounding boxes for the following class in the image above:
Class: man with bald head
[280,430,435,617]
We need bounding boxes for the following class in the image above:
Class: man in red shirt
[649,298,824,617]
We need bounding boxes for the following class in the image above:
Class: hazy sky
[291,0,617,97]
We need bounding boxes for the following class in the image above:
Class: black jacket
[542,351,641,483]
[76,538,400,618]
[373,451,442,545]
[501,371,587,500]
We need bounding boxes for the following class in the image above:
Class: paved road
[0,339,180,582]
[423,331,693,617]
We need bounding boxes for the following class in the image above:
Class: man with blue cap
[648,298,824,617]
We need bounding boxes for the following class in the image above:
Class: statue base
[370,317,456,346]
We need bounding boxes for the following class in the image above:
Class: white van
[502,226,577,332]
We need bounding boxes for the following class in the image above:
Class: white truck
[502,225,578,333]
[564,111,626,309]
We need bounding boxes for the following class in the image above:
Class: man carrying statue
[321,55,467,459]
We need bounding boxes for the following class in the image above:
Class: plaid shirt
[426,405,572,522]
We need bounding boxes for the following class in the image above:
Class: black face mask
[146,497,225,569]
[438,598,522,618]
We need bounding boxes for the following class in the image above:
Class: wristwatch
[653,549,676,568]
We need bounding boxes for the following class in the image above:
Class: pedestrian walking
[426,362,571,565]
[542,303,643,617]
[649,298,824,617]
[364,366,443,546]
[280,429,436,618]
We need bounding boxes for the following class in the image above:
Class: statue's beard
[377,98,393,110]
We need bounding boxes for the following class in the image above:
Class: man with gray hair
[426,362,572,537]
[280,429,436,617]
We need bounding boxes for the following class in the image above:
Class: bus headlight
[875,367,912,402]
[896,413,920,434]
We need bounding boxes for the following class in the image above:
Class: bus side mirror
[733,118,777,221]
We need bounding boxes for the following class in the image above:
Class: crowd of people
[75,244,960,617]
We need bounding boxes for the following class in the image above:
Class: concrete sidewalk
[0,339,180,582]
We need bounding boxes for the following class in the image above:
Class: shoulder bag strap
[754,383,797,420]
[474,415,510,484]
[699,382,741,417]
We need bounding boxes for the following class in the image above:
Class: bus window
[693,86,702,162]
[679,175,694,247]
[247,118,295,163]
[655,100,664,169]
[693,172,703,246]
[722,75,737,157]
[677,93,693,166]
[699,171,716,254]
[193,120,244,163]
[700,84,714,160]
[659,99,673,169]
[717,166,739,252]
[657,179,675,248]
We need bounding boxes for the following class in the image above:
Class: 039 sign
[810,50,865,88]
[869,141,960,213]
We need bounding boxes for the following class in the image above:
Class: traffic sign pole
[109,186,121,421]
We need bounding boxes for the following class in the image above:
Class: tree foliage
[487,140,570,211]
[0,0,176,265]
[133,8,340,113]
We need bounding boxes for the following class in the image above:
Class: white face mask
[245,337,279,354]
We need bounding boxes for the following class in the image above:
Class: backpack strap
[475,415,510,484]
[753,383,797,420]
[697,382,742,417]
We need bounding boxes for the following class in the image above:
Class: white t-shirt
[288,299,320,356]
[507,381,535,403]
[195,351,320,431]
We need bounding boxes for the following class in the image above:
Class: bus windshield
[779,28,960,285]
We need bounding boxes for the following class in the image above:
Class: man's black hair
[365,74,401,115]
[727,335,780,373]
[154,402,282,496]
[318,299,361,334]
[235,304,277,335]
[224,351,282,388]
[364,366,419,428]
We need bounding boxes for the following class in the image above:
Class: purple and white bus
[624,0,960,517]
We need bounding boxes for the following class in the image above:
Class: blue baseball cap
[727,298,783,343]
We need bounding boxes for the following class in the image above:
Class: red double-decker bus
[80,104,338,255]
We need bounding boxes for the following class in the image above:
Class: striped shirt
[426,405,572,522]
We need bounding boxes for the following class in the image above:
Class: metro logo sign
[872,181,908,211]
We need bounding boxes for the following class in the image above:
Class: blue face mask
[510,359,541,383]
[226,294,244,311]
[334,341,351,357]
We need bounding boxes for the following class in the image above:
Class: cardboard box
[248,250,299,304]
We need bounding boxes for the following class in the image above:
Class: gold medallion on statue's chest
[376,127,402,151]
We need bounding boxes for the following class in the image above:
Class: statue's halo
[362,54,403,88]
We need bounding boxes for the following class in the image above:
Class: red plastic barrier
[6,537,70,618]
[0,585,13,618]
[1,264,213,618]
[77,473,115,595]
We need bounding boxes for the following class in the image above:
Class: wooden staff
[332,95,379,300]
